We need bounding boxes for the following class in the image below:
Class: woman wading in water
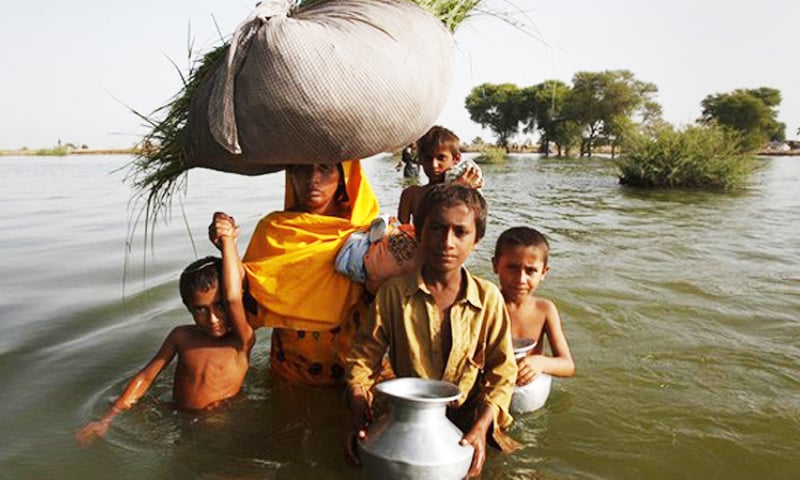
[210,161,379,386]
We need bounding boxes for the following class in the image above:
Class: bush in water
[617,124,756,190]
[473,146,508,164]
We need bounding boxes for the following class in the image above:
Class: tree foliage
[700,87,785,150]
[522,80,580,156]
[462,72,785,171]
[463,71,661,156]
[465,83,527,150]
[565,70,660,157]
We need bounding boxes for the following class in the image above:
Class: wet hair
[179,256,222,307]
[414,183,487,242]
[494,227,550,266]
[416,125,460,161]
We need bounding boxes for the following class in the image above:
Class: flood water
[0,153,798,479]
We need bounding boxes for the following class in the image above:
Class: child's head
[414,183,487,273]
[179,256,230,338]
[416,125,461,183]
[492,227,551,299]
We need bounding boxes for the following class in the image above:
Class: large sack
[185,0,455,175]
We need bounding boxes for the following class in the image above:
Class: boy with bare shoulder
[492,227,575,385]
[397,125,482,224]
[76,213,254,445]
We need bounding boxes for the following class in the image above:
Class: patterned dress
[242,160,380,386]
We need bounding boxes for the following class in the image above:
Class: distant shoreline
[69,148,137,155]
[0,148,136,156]
[756,150,800,156]
[2,147,799,157]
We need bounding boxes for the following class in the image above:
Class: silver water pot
[511,338,552,413]
[358,377,474,480]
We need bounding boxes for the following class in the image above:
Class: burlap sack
[185,0,455,175]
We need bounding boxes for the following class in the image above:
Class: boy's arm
[459,404,495,478]
[451,163,484,189]
[543,300,575,375]
[344,296,390,465]
[215,213,255,352]
[397,188,412,224]
[76,328,180,446]
[477,289,518,430]
[519,300,575,383]
[209,212,246,283]
[456,292,517,473]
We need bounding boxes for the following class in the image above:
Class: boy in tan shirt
[346,184,517,477]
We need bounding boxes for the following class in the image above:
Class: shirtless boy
[492,227,575,385]
[76,213,254,444]
[397,125,482,224]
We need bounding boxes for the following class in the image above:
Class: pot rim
[512,337,537,357]
[375,377,461,404]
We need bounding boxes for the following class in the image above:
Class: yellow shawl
[243,160,379,330]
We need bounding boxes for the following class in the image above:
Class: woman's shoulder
[257,209,310,226]
[255,210,286,223]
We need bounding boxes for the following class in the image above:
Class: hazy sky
[2,0,798,149]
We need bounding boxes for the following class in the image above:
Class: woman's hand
[516,355,546,386]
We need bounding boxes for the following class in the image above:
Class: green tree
[465,83,526,150]
[565,70,660,157]
[550,119,583,156]
[700,87,785,150]
[521,80,580,157]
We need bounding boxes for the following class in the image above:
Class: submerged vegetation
[0,146,70,156]
[34,146,70,156]
[473,146,507,164]
[617,124,756,190]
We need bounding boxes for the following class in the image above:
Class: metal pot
[511,372,552,413]
[358,378,474,480]
[511,338,552,413]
